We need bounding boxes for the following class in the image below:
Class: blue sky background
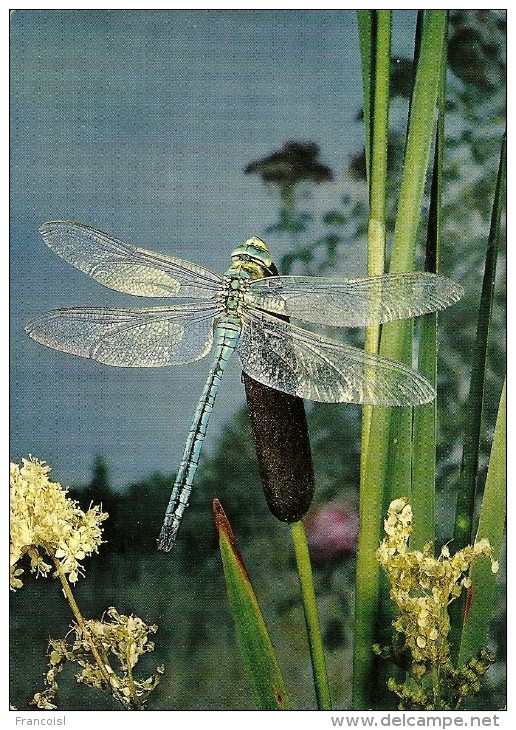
[10,9,417,490]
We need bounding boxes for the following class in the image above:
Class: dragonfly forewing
[247,272,464,327]
[238,308,435,405]
[40,221,223,299]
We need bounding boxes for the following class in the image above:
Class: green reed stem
[291,520,332,710]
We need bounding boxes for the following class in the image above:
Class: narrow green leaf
[290,521,332,710]
[361,11,391,473]
[410,313,437,550]
[389,10,447,275]
[458,379,506,665]
[410,16,447,549]
[381,8,447,510]
[449,132,505,655]
[369,11,391,228]
[353,401,392,709]
[356,10,373,184]
[213,499,291,710]
[353,12,447,709]
[354,10,392,709]
[454,132,506,551]
[377,8,448,535]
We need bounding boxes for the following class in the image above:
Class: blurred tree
[245,141,335,273]
[88,455,110,502]
[245,141,333,187]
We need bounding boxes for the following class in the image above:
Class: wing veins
[247,272,464,327]
[26,302,219,367]
[40,221,223,298]
[239,308,434,405]
[88,305,217,361]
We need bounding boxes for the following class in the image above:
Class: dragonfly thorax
[218,272,251,317]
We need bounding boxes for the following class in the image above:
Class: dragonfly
[26,221,463,551]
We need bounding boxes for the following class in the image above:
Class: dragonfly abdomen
[157,317,241,551]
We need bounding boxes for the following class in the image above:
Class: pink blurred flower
[305,502,359,559]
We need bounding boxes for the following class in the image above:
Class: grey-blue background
[10,9,416,490]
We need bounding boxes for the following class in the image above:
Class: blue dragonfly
[26,222,463,550]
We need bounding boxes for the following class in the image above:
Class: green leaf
[454,132,506,550]
[290,520,331,710]
[458,379,506,665]
[410,21,447,550]
[323,211,348,226]
[356,10,373,184]
[449,131,505,654]
[353,11,448,709]
[213,499,291,710]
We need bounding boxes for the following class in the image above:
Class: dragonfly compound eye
[231,237,273,270]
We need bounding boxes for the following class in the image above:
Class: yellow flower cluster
[377,498,498,666]
[87,607,158,674]
[10,457,108,589]
[33,607,164,710]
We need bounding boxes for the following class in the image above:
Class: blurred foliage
[245,142,333,187]
[10,10,505,711]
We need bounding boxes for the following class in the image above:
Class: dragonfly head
[230,236,274,278]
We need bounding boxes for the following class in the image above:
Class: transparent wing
[39,221,223,298]
[25,303,218,367]
[237,309,435,405]
[247,272,463,327]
